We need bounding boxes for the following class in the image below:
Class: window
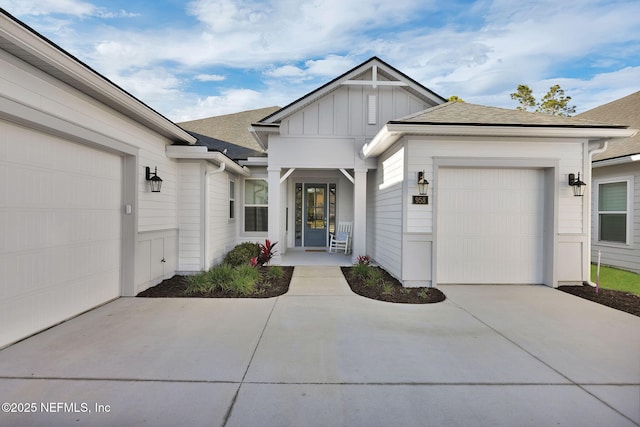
[244,179,268,232]
[229,180,235,220]
[598,180,630,244]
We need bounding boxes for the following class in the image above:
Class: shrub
[223,242,260,267]
[356,255,371,265]
[184,264,235,295]
[265,265,284,280]
[256,239,277,266]
[382,282,394,295]
[352,262,371,279]
[227,264,260,295]
[185,273,215,295]
[365,267,384,287]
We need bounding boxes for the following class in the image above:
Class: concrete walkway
[0,266,638,426]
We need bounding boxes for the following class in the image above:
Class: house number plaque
[412,195,428,205]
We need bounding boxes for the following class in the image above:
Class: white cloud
[169,88,275,122]
[195,74,226,82]
[4,0,638,121]
[0,0,137,18]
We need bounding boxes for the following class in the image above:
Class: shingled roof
[186,131,264,161]
[392,101,627,128]
[576,91,640,161]
[178,106,280,152]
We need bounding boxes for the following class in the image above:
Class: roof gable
[257,57,446,125]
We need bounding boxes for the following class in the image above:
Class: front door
[304,184,327,247]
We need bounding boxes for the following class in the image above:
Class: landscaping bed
[137,266,293,298]
[341,266,445,304]
[558,285,640,317]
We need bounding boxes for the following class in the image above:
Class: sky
[1,0,639,122]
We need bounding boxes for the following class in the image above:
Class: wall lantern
[417,171,429,195]
[568,172,586,197]
[146,166,163,193]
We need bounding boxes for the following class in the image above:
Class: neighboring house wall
[591,163,640,274]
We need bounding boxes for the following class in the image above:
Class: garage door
[0,120,122,347]
[437,168,544,284]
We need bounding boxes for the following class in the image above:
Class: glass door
[304,184,327,247]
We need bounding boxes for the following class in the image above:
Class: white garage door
[437,168,544,284]
[0,120,122,347]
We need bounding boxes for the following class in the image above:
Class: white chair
[328,222,352,254]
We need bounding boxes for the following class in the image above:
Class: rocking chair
[328,222,352,254]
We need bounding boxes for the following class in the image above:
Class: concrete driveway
[0,266,638,426]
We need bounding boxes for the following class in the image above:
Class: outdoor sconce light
[146,166,163,193]
[568,172,586,197]
[412,171,430,205]
[417,171,429,195]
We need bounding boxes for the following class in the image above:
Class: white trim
[280,168,296,184]
[339,168,355,184]
[165,145,250,176]
[593,154,640,168]
[362,123,637,158]
[594,177,634,246]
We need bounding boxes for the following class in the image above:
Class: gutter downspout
[585,141,608,287]
[203,162,226,270]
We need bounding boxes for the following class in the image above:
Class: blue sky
[1,0,639,122]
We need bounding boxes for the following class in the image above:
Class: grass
[591,264,640,296]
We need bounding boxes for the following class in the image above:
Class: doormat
[305,249,326,252]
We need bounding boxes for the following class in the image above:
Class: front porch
[280,248,353,266]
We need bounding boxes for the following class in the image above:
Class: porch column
[352,168,367,261]
[268,167,282,265]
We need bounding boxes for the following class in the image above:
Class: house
[248,57,636,287]
[1,8,636,348]
[577,92,640,274]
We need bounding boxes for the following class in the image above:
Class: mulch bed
[558,285,640,317]
[137,266,294,298]
[341,267,446,304]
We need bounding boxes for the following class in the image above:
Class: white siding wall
[406,137,584,234]
[369,142,405,279]
[1,48,182,302]
[592,163,640,274]
[178,162,203,272]
[206,167,237,268]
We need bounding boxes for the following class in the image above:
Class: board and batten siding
[280,85,430,139]
[369,142,405,280]
[591,162,640,274]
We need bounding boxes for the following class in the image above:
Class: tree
[510,84,535,111]
[536,84,576,117]
[447,95,465,102]
[510,84,576,117]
